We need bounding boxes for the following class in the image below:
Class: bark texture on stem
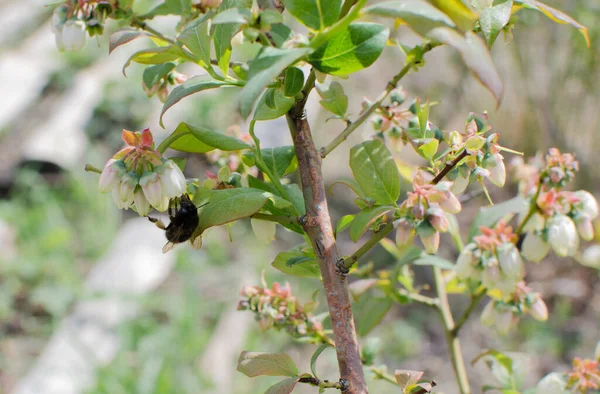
[287,105,367,393]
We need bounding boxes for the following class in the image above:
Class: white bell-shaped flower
[521,232,550,263]
[547,215,579,257]
[535,373,569,394]
[251,219,276,244]
[61,20,87,52]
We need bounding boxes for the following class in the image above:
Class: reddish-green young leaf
[237,351,299,377]
[196,189,291,232]
[417,138,439,160]
[264,378,298,394]
[395,370,424,389]
[159,76,234,126]
[364,0,455,36]
[514,0,589,46]
[479,0,513,48]
[109,29,149,54]
[430,0,477,32]
[427,28,503,105]
[350,140,401,205]
[349,206,394,242]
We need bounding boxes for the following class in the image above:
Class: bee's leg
[148,216,166,230]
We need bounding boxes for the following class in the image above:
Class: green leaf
[284,67,305,97]
[310,344,333,378]
[514,0,589,46]
[269,24,294,47]
[349,206,394,242]
[412,254,454,269]
[316,81,348,117]
[247,176,305,218]
[196,188,291,232]
[427,28,503,105]
[109,29,149,54]
[142,63,176,89]
[254,89,295,121]
[165,122,251,153]
[282,0,342,30]
[259,146,296,178]
[237,351,299,377]
[212,7,253,24]
[430,0,477,32]
[418,138,439,160]
[364,0,456,36]
[240,47,313,118]
[354,294,393,336]
[349,140,400,205]
[213,0,251,75]
[328,179,368,201]
[178,19,212,68]
[264,378,298,394]
[348,278,377,301]
[335,214,355,236]
[141,0,192,17]
[122,46,183,76]
[468,196,525,240]
[479,0,513,48]
[309,23,389,76]
[159,76,233,126]
[272,247,320,278]
[472,349,513,373]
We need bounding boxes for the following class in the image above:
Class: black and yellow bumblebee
[148,194,205,253]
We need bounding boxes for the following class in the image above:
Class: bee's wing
[162,242,177,254]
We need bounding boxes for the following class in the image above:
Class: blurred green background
[0,1,599,393]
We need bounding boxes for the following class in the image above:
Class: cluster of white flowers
[456,221,524,297]
[98,129,187,216]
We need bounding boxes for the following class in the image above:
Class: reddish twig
[286,71,367,394]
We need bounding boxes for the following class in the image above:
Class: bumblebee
[148,194,204,253]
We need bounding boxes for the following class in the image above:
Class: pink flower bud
[548,215,579,257]
[487,153,506,187]
[427,206,449,233]
[575,190,599,219]
[98,160,125,192]
[140,171,164,209]
[420,231,440,254]
[575,215,594,241]
[157,160,186,199]
[250,219,276,244]
[455,244,476,280]
[581,245,600,269]
[497,243,524,280]
[61,20,86,52]
[394,218,414,247]
[521,232,550,263]
[413,203,426,220]
[529,296,548,321]
[439,192,461,214]
[157,84,169,103]
[133,189,151,216]
[202,0,222,8]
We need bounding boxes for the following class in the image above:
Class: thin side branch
[451,289,485,336]
[320,43,436,158]
[250,213,300,225]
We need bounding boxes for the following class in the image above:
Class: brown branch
[286,71,367,394]
[431,150,469,184]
